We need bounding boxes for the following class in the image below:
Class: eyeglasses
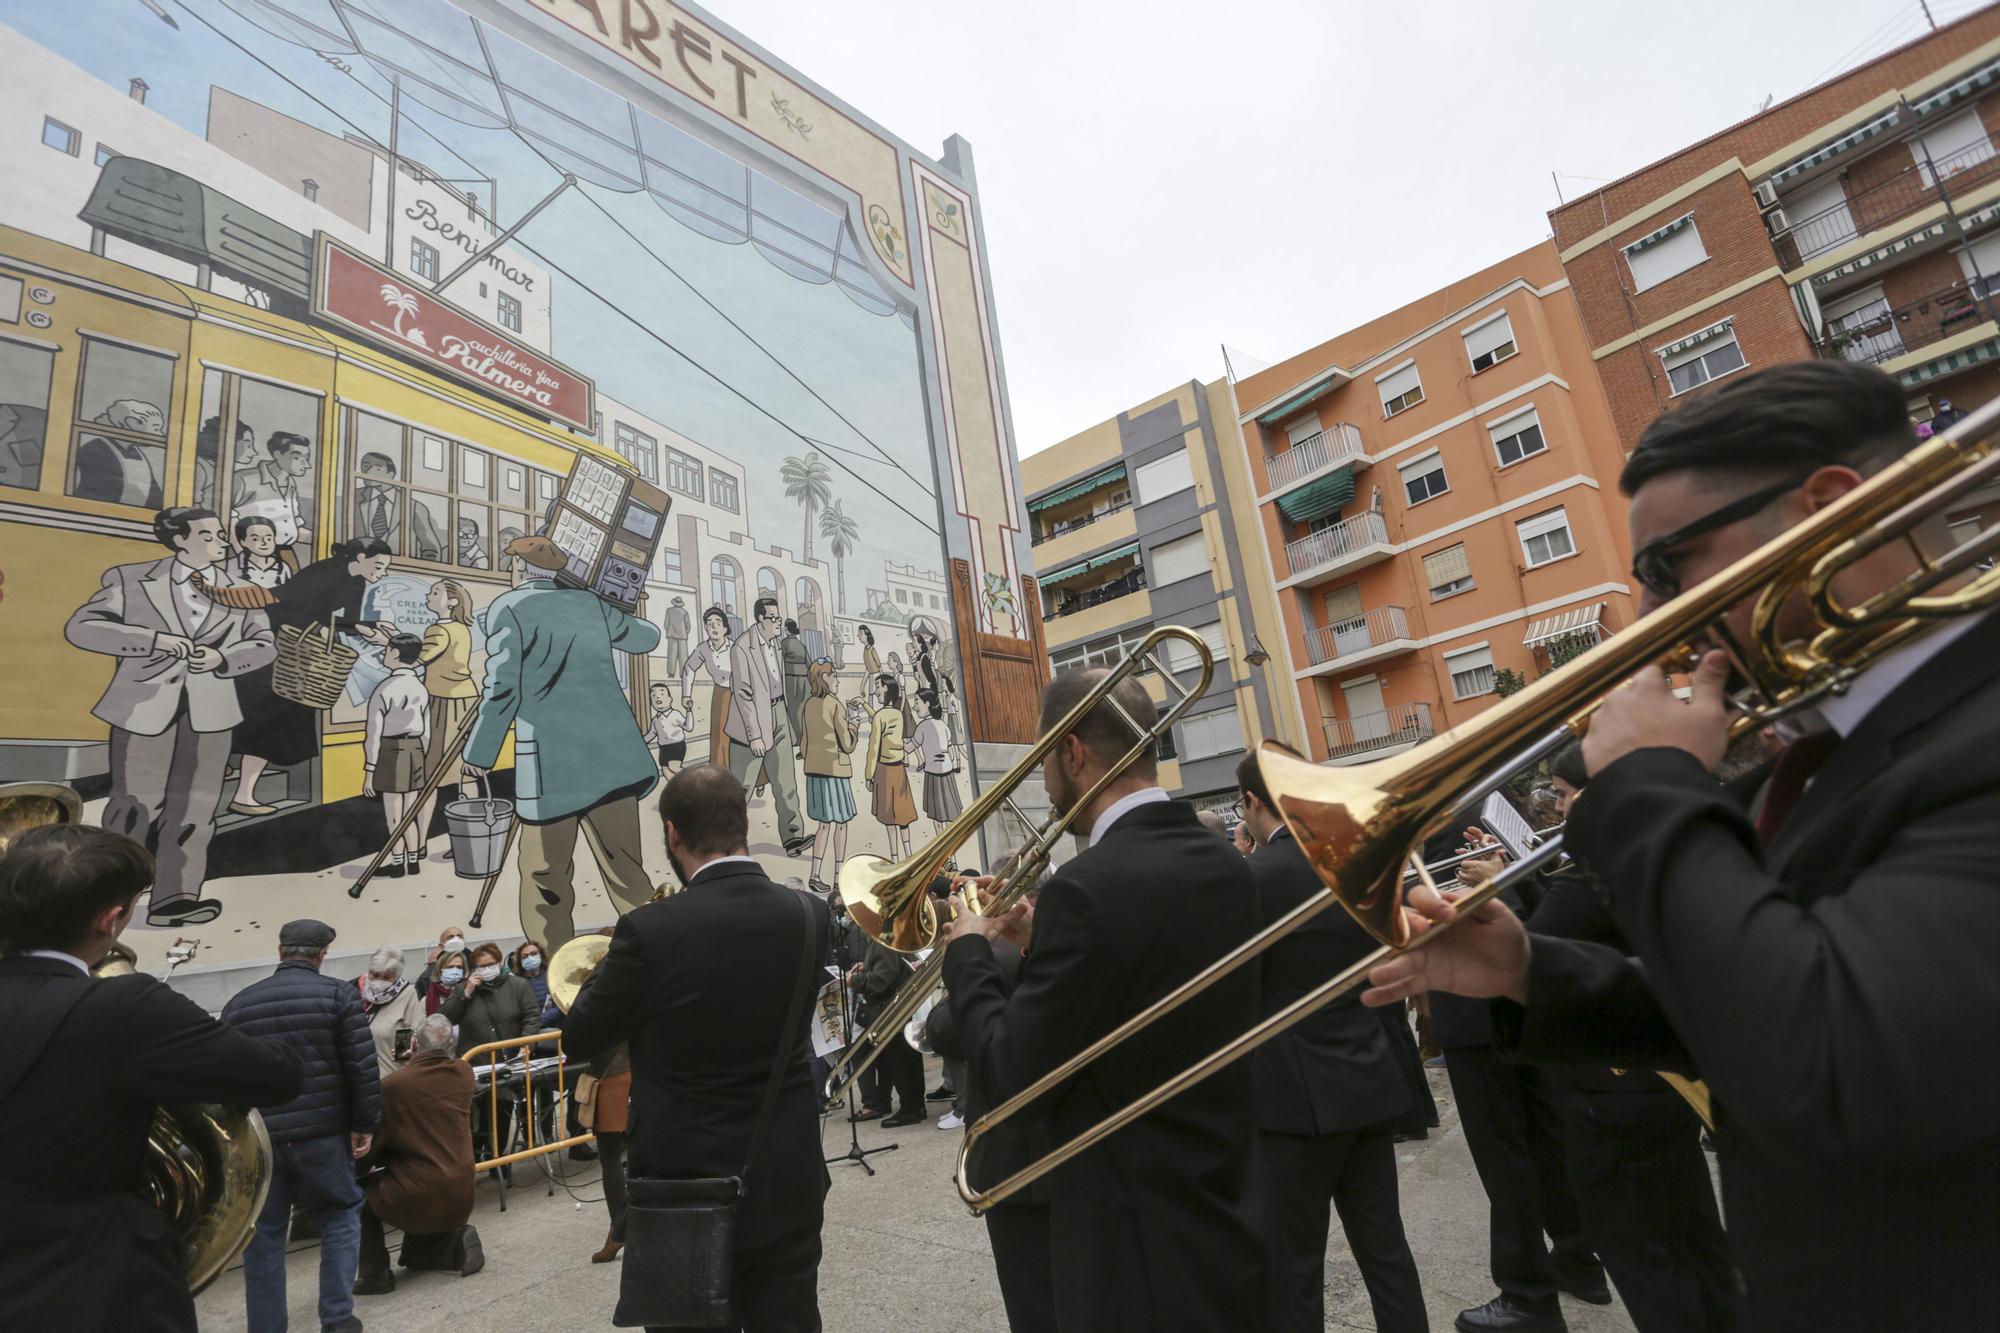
[1630,476,1807,600]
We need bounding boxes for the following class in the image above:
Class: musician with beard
[944,669,1270,1331]
[0,824,302,1333]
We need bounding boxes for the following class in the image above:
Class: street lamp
[1243,633,1272,669]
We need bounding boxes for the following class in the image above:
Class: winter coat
[440,973,542,1056]
[221,959,380,1142]
[365,1050,476,1235]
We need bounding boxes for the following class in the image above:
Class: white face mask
[364,979,397,1002]
[519,955,542,973]
[442,936,465,953]
[475,964,502,983]
[439,967,465,986]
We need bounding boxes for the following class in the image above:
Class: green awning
[1770,107,1902,187]
[1897,335,2000,387]
[1256,367,1346,425]
[1912,57,2000,119]
[1275,466,1355,523]
[80,157,313,307]
[1040,540,1139,585]
[1027,463,1126,513]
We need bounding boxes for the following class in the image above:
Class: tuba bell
[0,781,273,1294]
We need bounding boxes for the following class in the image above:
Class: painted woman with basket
[221,538,395,816]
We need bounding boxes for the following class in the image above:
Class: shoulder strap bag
[613,892,818,1329]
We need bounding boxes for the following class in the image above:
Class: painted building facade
[1232,243,1637,766]
[1022,379,1308,805]
[0,0,1037,987]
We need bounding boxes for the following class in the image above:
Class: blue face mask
[520,955,542,973]
[440,967,465,986]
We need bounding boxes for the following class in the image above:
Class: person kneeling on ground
[354,1013,483,1295]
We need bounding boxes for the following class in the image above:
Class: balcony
[1816,282,1996,369]
[1772,126,2000,270]
[1282,510,1394,584]
[1323,702,1434,763]
[1302,605,1418,672]
[1266,422,1367,493]
[1032,499,1133,547]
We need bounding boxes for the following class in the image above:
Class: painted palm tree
[819,497,859,614]
[379,283,418,336]
[781,452,833,564]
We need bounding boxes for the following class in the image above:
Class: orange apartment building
[1233,242,1637,766]
[1552,3,2000,558]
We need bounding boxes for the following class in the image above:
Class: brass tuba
[0,781,272,1293]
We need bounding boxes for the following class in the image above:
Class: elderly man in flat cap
[222,918,381,1333]
[464,536,662,948]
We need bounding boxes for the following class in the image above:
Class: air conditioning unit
[1754,179,1782,211]
[1765,205,1791,236]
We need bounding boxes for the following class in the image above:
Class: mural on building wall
[0,0,1023,971]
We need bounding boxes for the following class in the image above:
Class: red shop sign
[311,235,595,433]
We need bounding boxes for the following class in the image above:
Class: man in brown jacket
[353,1014,482,1294]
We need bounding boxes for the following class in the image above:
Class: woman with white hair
[356,946,428,1082]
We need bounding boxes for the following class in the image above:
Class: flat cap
[504,534,568,572]
[279,918,336,950]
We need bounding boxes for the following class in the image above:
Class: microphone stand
[824,968,896,1177]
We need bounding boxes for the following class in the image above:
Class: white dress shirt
[1811,608,1991,738]
[168,559,209,634]
[364,667,432,769]
[25,949,90,974]
[1088,786,1171,847]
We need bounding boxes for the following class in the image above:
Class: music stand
[824,973,897,1176]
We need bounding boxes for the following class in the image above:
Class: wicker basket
[273,615,359,710]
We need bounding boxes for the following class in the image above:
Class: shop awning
[1523,602,1604,646]
[1770,107,1903,187]
[1028,464,1126,514]
[1896,335,2000,387]
[1039,540,1139,585]
[1274,465,1355,523]
[1656,318,1734,362]
[79,157,313,305]
[1255,365,1348,425]
[1912,57,2000,118]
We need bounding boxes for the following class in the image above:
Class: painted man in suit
[464,536,661,949]
[64,506,274,926]
[661,595,691,678]
[724,596,809,856]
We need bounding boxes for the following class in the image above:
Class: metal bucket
[444,776,514,879]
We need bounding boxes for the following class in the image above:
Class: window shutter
[1463,314,1516,362]
[1322,584,1363,622]
[1377,363,1422,406]
[1516,508,1570,541]
[1422,544,1471,587]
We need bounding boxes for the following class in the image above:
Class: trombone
[821,625,1215,1104]
[953,394,2000,1213]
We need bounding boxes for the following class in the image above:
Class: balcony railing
[1772,126,2000,269]
[1045,567,1146,620]
[1284,510,1390,578]
[1267,422,1366,492]
[1303,605,1412,667]
[1032,499,1132,547]
[1323,702,1434,761]
[1816,281,1995,368]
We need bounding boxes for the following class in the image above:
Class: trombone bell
[839,854,943,954]
[1257,747,1429,950]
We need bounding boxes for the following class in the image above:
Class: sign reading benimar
[311,235,596,432]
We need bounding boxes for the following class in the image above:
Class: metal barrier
[459,1030,594,1174]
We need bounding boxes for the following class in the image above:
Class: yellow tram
[0,222,629,812]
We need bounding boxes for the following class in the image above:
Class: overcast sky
[722,0,1989,454]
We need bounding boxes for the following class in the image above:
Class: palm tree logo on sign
[373,283,431,349]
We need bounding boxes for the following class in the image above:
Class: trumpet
[820,626,1214,1104]
[953,394,2000,1213]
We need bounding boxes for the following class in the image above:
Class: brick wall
[1550,10,2000,251]
[1570,174,1779,349]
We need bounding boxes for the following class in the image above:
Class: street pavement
[194,1063,1639,1331]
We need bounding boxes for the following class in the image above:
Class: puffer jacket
[222,959,381,1142]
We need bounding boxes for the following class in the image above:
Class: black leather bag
[613,893,818,1329]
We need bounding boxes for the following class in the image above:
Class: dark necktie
[1755,731,1841,842]
[368,491,391,540]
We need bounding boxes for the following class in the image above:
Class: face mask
[443,936,465,952]
[364,980,397,1002]
[440,967,465,986]
[519,955,542,973]
[475,964,502,983]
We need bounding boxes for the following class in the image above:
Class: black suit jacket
[927,935,1051,1206]
[1248,827,1409,1136]
[1493,610,2000,1332]
[943,798,1270,1332]
[563,860,833,1250]
[0,956,303,1332]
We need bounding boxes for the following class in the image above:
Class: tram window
[350,413,407,554]
[230,379,320,557]
[500,465,527,509]
[497,511,530,571]
[457,502,492,571]
[69,338,173,509]
[410,491,450,563]
[458,445,489,500]
[0,339,56,492]
[415,434,450,491]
